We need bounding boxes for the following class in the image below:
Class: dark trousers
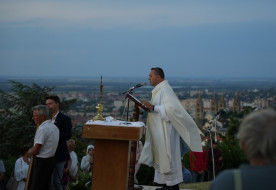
[30,156,55,190]
[191,171,205,183]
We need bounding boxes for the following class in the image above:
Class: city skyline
[1,0,276,78]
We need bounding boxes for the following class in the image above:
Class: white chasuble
[138,80,202,184]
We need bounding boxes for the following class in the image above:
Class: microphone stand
[126,98,130,121]
[125,89,134,121]
[207,112,221,180]
[122,82,146,121]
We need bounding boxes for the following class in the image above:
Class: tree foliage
[218,108,256,170]
[0,80,76,159]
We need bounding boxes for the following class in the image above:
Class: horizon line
[1,75,276,80]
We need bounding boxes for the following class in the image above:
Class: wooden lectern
[82,121,144,190]
[82,93,149,190]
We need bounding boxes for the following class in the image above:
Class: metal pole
[208,130,216,180]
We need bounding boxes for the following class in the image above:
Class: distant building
[181,99,197,118]
[114,100,124,109]
[190,90,201,97]
[254,98,269,109]
[233,92,241,112]
[195,92,204,121]
[211,92,218,114]
[203,99,211,113]
[218,93,226,111]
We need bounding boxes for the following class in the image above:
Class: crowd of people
[0,95,95,190]
[1,67,276,190]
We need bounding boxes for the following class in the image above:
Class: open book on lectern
[126,93,150,112]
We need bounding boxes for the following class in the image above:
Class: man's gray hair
[237,109,276,164]
[32,105,50,119]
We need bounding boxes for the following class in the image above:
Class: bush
[69,171,92,190]
[219,136,248,170]
[136,164,155,185]
[2,156,18,185]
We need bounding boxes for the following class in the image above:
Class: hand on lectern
[141,101,154,111]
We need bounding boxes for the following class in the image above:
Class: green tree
[0,81,54,159]
[0,80,76,159]
[218,109,254,170]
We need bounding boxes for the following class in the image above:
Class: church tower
[233,92,241,112]
[218,93,226,111]
[196,92,204,120]
[211,92,218,114]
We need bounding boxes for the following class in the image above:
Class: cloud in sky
[1,0,275,29]
[0,0,276,78]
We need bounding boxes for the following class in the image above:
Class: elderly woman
[14,146,30,190]
[209,109,276,190]
[81,145,94,173]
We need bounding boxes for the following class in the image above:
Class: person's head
[46,95,60,116]
[67,139,76,152]
[87,145,94,156]
[32,105,50,125]
[237,109,276,165]
[149,67,165,87]
[20,146,29,156]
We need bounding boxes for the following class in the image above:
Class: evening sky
[1,0,276,78]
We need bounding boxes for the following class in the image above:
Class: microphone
[122,82,147,94]
[132,82,146,89]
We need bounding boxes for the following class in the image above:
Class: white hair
[32,105,50,119]
[237,109,276,164]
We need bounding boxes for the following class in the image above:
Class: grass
[179,181,212,190]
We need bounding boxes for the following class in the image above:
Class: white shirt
[14,157,30,190]
[51,111,59,123]
[81,155,92,172]
[69,151,78,177]
[34,120,59,158]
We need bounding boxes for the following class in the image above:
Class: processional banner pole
[24,124,39,190]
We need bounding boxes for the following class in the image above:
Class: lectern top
[82,118,145,141]
[85,119,145,128]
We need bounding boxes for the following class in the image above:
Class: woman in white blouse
[14,146,30,190]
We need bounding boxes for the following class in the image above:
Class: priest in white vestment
[139,67,202,190]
